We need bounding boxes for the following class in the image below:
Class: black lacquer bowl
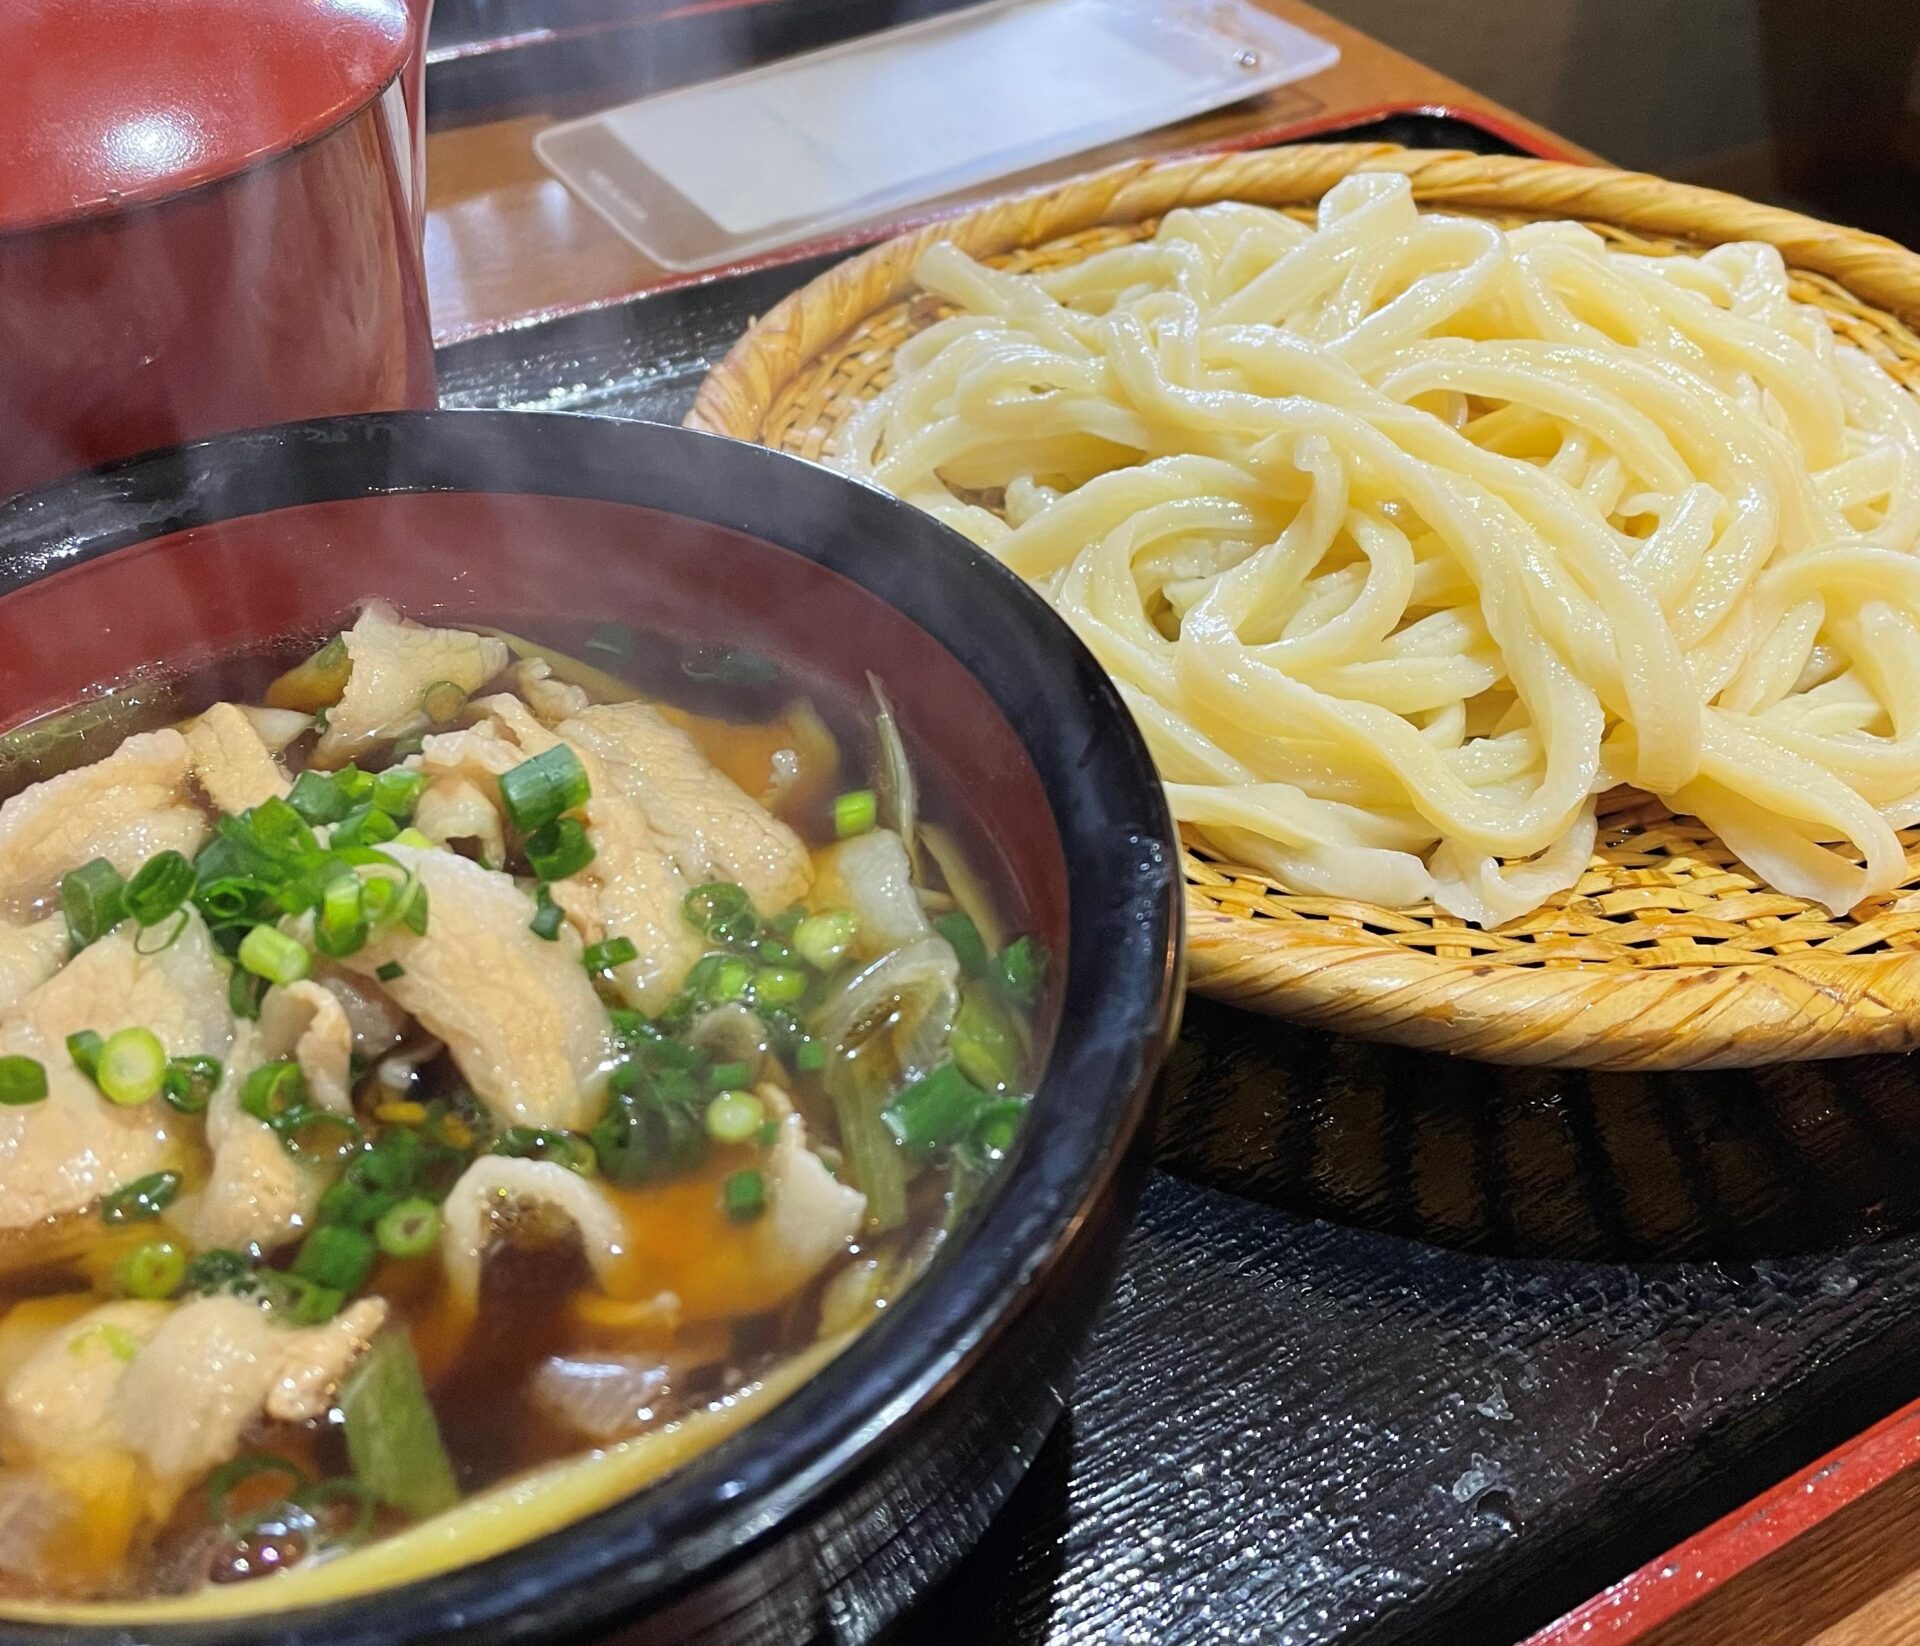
[0,412,1183,1644]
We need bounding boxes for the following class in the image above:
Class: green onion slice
[292,1224,377,1293]
[100,1170,181,1225]
[61,858,126,951]
[238,923,310,985]
[723,1168,767,1222]
[0,1055,47,1106]
[117,1239,187,1300]
[529,884,565,941]
[162,1055,222,1115]
[287,768,352,826]
[705,1089,766,1145]
[994,936,1047,1006]
[241,1060,306,1122]
[833,789,878,839]
[374,1197,441,1259]
[499,744,591,834]
[419,680,467,724]
[583,936,637,974]
[123,851,194,927]
[882,1060,991,1159]
[794,909,858,971]
[371,767,425,821]
[271,1103,363,1162]
[526,816,594,882]
[96,1027,167,1106]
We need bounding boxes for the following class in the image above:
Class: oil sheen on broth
[0,601,1043,1601]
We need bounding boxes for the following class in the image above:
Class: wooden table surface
[417,6,1920,1640]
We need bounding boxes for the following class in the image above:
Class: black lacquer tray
[437,112,1920,1646]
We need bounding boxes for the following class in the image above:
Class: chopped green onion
[132,909,189,955]
[794,1037,826,1074]
[794,910,858,971]
[287,769,352,825]
[490,1126,596,1174]
[705,1089,766,1145]
[229,967,266,1021]
[371,767,425,821]
[336,767,375,803]
[117,1238,187,1300]
[704,955,753,1002]
[264,1271,346,1324]
[185,1248,255,1295]
[96,1027,166,1106]
[529,884,565,941]
[934,911,991,977]
[883,1061,991,1159]
[333,803,400,849]
[0,1056,47,1106]
[61,858,126,951]
[757,1119,781,1148]
[293,1224,377,1293]
[314,875,368,959]
[392,827,433,850]
[994,936,1047,1006]
[240,1059,306,1122]
[723,1168,767,1222]
[705,1060,753,1092]
[967,1097,1027,1162]
[100,1170,181,1225]
[751,965,808,1007]
[340,1330,459,1519]
[207,1455,311,1527]
[271,1103,363,1162]
[374,1197,441,1259]
[951,983,1024,1093]
[162,1055,222,1115]
[499,745,591,834]
[239,923,310,985]
[398,879,429,937]
[683,883,756,946]
[526,816,594,881]
[583,936,638,974]
[833,789,878,839]
[375,960,406,982]
[419,680,466,724]
[123,851,194,927]
[66,1029,103,1079]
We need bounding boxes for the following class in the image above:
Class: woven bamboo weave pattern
[690,145,1920,1069]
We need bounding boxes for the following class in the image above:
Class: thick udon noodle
[835,172,1920,925]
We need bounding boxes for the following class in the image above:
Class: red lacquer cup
[0,0,437,499]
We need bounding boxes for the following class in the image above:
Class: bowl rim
[0,410,1184,1643]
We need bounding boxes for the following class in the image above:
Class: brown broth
[0,614,1038,1603]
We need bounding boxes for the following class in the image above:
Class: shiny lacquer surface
[0,0,435,499]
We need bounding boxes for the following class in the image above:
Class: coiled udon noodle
[833,173,1920,925]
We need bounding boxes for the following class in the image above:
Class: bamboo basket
[689,143,1920,1070]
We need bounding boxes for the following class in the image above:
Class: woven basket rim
[688,143,1920,1069]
